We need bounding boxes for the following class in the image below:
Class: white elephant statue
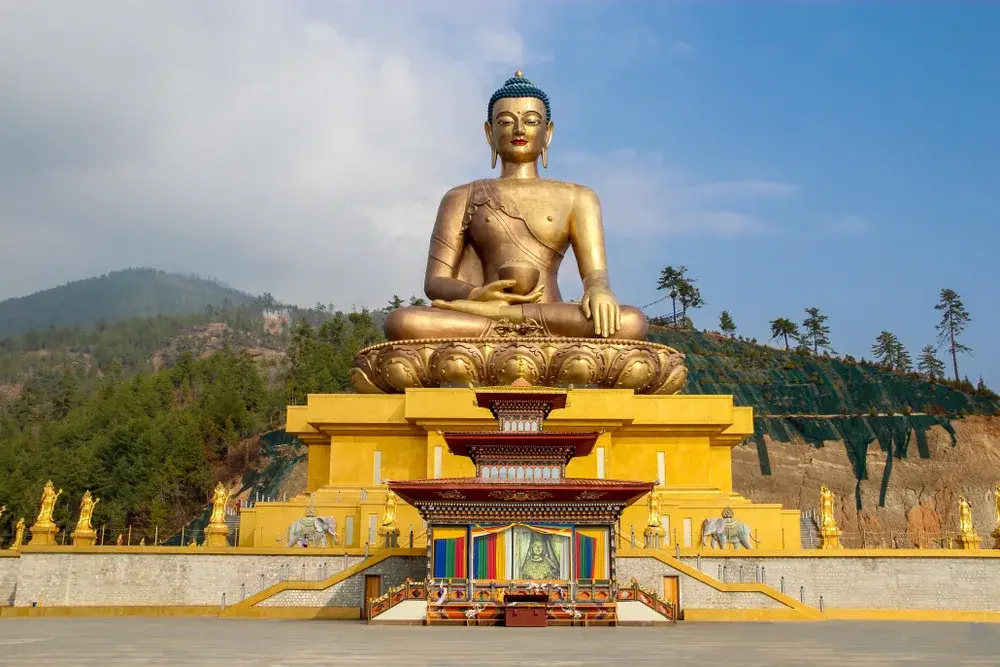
[700,512,759,550]
[286,516,339,547]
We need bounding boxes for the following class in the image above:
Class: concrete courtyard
[0,618,998,666]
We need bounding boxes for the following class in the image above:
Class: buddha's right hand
[468,279,544,304]
[431,299,518,321]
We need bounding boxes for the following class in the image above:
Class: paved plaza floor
[0,618,998,666]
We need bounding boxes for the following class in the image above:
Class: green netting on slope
[162,429,305,545]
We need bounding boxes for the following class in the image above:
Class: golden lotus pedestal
[71,528,97,546]
[204,523,230,548]
[956,533,981,550]
[28,522,59,547]
[350,337,688,394]
[379,525,400,548]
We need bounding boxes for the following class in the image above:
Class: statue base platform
[204,523,230,548]
[644,525,666,549]
[71,529,96,546]
[380,527,400,548]
[956,533,981,550]
[350,337,687,395]
[28,522,59,546]
[819,527,842,549]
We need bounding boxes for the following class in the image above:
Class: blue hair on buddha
[487,70,552,122]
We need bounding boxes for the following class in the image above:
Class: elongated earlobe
[491,148,498,169]
[541,147,548,169]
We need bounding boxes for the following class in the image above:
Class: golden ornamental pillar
[28,480,62,546]
[955,496,980,550]
[204,483,232,548]
[71,491,100,546]
[991,484,1000,549]
[818,484,842,549]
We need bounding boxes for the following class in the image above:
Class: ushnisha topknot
[487,70,552,123]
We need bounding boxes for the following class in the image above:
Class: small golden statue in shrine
[9,517,25,551]
[115,533,123,546]
[352,70,687,394]
[204,482,232,548]
[28,480,62,546]
[644,492,665,548]
[992,483,1000,549]
[71,490,100,546]
[818,484,842,549]
[956,495,980,550]
[378,484,400,548]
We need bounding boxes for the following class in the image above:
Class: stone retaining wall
[688,555,1000,611]
[11,551,366,607]
[0,555,19,605]
[257,557,425,607]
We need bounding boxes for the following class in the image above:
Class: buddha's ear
[484,121,497,169]
[544,120,554,148]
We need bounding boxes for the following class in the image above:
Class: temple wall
[10,550,367,607]
[257,556,425,607]
[0,554,19,605]
[620,553,1000,613]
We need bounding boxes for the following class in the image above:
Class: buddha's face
[531,539,544,556]
[485,97,553,165]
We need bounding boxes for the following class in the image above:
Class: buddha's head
[530,534,545,556]
[485,70,554,168]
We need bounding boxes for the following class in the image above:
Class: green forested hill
[0,268,256,337]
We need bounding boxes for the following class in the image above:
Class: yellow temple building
[238,388,800,552]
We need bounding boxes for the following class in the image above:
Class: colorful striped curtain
[432,526,467,579]
[574,527,608,579]
[472,529,507,580]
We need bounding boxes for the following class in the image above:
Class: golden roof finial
[515,69,524,77]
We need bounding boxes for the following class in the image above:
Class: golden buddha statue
[353,72,687,395]
[819,484,836,530]
[381,486,398,530]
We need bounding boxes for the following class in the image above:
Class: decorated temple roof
[388,477,653,505]
[441,430,600,461]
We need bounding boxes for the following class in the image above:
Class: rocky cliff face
[733,416,1000,547]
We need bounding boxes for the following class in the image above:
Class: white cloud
[561,150,796,237]
[829,214,868,235]
[0,1,527,307]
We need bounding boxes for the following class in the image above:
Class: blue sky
[530,2,999,386]
[1,2,996,387]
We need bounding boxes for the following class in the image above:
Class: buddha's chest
[465,184,572,255]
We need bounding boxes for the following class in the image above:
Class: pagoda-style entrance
[389,379,653,626]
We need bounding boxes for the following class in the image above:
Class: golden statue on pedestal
[644,491,665,548]
[204,482,233,548]
[378,484,401,547]
[352,71,686,395]
[28,480,62,546]
[818,484,841,549]
[956,495,980,550]
[76,491,99,530]
[9,517,25,551]
[71,491,100,546]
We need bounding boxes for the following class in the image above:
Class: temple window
[596,447,605,479]
[525,467,534,481]
[491,466,499,479]
[542,468,551,481]
[657,451,665,486]
[534,466,542,480]
[552,467,560,481]
[373,450,382,486]
[499,467,508,480]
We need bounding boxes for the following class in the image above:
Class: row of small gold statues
[819,483,1000,550]
[2,480,234,550]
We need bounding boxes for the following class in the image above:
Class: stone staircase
[800,509,820,549]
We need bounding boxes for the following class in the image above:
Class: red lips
[511,139,528,146]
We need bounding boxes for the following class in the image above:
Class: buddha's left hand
[582,287,620,338]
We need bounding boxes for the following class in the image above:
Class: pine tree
[656,265,702,325]
[934,288,971,380]
[917,345,945,380]
[768,317,799,350]
[386,295,405,311]
[871,331,899,368]
[719,310,736,338]
[893,343,913,373]
[801,307,833,354]
[408,296,428,307]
